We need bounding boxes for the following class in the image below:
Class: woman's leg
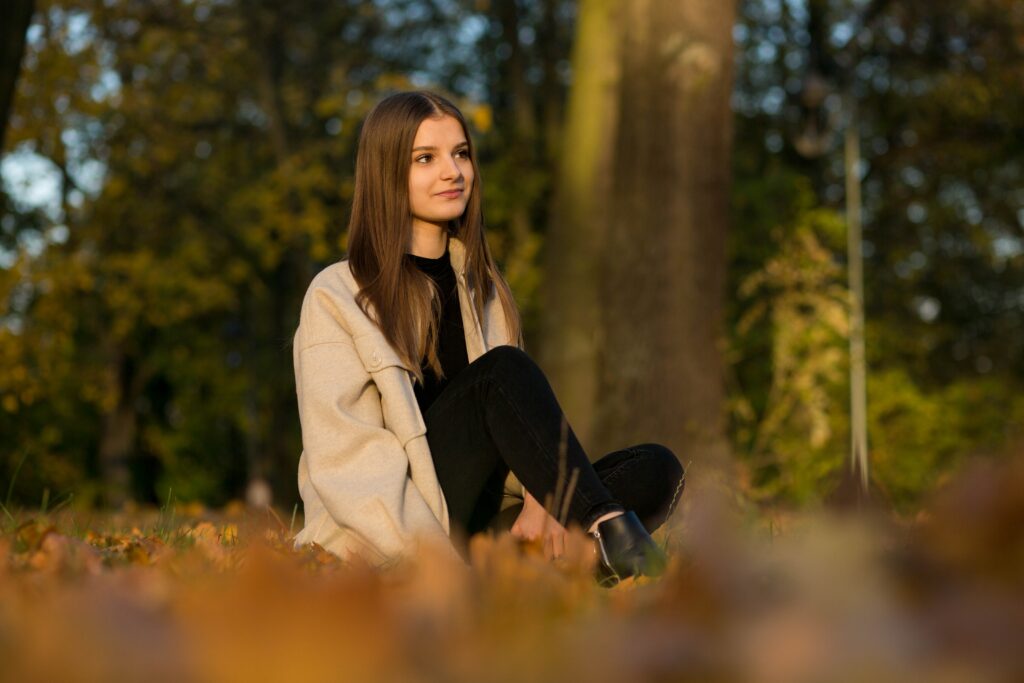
[423,345,625,538]
[591,444,685,533]
[489,444,686,536]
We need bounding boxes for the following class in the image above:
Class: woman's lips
[436,189,463,199]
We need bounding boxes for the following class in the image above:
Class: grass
[1,454,1022,682]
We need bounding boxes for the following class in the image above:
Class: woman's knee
[482,344,532,366]
[638,443,684,499]
[637,442,681,473]
[626,443,684,531]
[479,344,539,381]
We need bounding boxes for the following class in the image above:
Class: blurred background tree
[1,1,36,152]
[729,0,1024,509]
[2,0,1022,515]
[1,0,467,507]
[539,0,738,494]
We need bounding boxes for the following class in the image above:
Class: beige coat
[291,236,520,566]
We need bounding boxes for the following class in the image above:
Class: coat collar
[346,234,481,375]
[447,234,468,276]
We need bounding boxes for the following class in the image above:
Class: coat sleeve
[293,290,454,565]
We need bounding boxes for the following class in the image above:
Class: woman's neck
[409,222,449,258]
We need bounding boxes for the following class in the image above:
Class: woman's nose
[439,155,462,180]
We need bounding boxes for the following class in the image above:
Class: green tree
[728,0,1024,508]
[1,0,479,507]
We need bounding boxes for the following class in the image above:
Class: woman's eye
[414,150,468,163]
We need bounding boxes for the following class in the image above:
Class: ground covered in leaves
[2,456,1023,683]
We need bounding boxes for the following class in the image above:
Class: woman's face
[408,114,474,233]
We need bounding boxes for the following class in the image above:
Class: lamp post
[843,97,869,495]
[793,73,870,498]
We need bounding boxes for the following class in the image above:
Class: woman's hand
[510,488,568,560]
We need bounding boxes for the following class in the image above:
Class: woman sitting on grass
[291,90,685,584]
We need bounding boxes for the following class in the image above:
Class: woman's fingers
[512,508,545,542]
[542,525,566,560]
[512,496,568,559]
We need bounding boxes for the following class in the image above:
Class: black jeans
[423,345,685,543]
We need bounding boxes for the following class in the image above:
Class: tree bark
[539,0,620,449]
[542,0,737,486]
[0,0,34,153]
[497,0,537,309]
[98,349,138,506]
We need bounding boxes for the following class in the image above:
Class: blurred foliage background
[1,0,1022,516]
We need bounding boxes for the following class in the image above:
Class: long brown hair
[346,91,523,384]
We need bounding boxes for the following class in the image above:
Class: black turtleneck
[408,247,469,414]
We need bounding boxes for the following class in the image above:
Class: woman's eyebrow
[412,142,469,152]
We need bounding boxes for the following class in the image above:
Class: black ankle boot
[590,511,667,586]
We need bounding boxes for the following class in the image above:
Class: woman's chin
[425,211,466,223]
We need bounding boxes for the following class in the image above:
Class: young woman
[292,91,685,584]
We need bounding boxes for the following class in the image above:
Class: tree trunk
[0,0,34,153]
[497,0,537,323]
[542,0,737,487]
[98,350,138,506]
[538,0,620,450]
[598,0,736,470]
